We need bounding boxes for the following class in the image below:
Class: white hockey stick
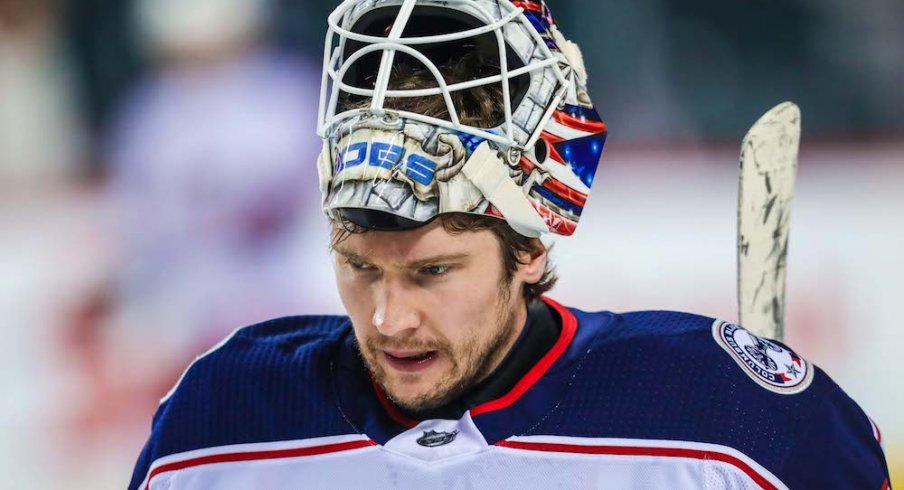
[737,102,801,341]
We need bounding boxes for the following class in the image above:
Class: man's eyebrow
[332,246,368,262]
[406,253,470,269]
[333,247,470,268]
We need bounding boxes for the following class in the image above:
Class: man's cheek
[342,287,373,323]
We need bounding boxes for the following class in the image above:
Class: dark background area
[62,0,904,151]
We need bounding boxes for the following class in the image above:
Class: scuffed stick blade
[737,102,801,341]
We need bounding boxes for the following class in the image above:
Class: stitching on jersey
[519,322,603,436]
[518,313,713,437]
[775,385,841,482]
[330,359,366,436]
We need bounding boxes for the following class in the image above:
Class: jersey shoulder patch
[712,319,813,394]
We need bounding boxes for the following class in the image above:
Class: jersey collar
[333,296,587,445]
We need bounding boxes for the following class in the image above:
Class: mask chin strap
[462,142,549,238]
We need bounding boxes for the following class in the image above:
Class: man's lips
[382,349,439,372]
[384,349,434,359]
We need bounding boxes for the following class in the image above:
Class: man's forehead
[332,222,494,262]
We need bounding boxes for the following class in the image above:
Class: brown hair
[332,54,558,302]
[339,51,505,127]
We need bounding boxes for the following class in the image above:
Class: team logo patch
[713,320,813,394]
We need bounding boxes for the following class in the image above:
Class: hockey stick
[737,102,801,341]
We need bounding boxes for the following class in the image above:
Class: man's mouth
[382,350,439,372]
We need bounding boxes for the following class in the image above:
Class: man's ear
[518,239,548,285]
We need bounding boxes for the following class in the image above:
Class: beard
[357,289,521,412]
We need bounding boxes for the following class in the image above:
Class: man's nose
[372,280,420,336]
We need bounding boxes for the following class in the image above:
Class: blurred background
[0,0,900,487]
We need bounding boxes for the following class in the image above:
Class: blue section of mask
[552,132,606,189]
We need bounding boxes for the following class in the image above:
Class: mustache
[364,335,448,353]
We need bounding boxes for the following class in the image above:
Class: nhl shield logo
[416,430,458,448]
[713,320,813,394]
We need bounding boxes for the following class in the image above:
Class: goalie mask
[317,0,607,237]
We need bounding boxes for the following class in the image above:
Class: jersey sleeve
[125,315,353,490]
[779,385,890,489]
[126,327,244,490]
[128,400,171,490]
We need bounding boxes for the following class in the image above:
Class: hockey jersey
[129,298,890,489]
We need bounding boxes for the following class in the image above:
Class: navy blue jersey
[129,299,890,489]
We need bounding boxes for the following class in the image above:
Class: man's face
[333,220,542,412]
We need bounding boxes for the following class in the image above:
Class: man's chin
[377,368,466,412]
[382,377,444,409]
[387,390,451,413]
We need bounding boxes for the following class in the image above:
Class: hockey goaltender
[129,0,891,488]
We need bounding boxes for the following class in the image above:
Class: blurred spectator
[63,0,326,450]
[0,0,85,187]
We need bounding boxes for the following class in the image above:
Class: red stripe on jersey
[496,440,779,490]
[372,376,420,428]
[552,111,607,134]
[145,439,377,489]
[868,416,883,445]
[471,297,578,416]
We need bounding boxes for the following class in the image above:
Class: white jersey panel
[144,434,785,489]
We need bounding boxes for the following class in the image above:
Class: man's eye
[347,259,375,271]
[421,265,450,276]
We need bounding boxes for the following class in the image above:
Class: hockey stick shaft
[737,102,801,341]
